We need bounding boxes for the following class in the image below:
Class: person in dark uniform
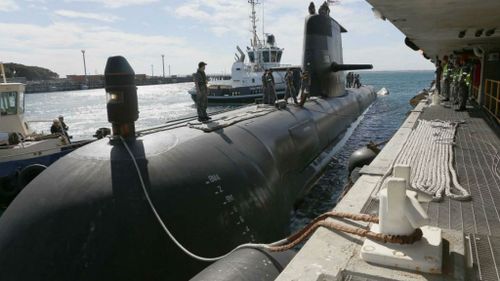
[261,70,269,104]
[284,69,298,104]
[57,115,70,138]
[354,74,361,88]
[262,70,276,105]
[450,60,460,105]
[441,55,450,101]
[299,70,311,107]
[346,72,353,88]
[58,115,68,131]
[194,62,210,122]
[50,119,63,134]
[435,60,442,95]
[318,1,330,16]
[308,2,316,15]
[456,58,471,111]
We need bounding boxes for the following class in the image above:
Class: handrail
[472,85,479,101]
[483,79,500,123]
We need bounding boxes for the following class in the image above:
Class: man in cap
[194,62,210,122]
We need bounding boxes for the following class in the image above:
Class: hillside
[3,63,59,81]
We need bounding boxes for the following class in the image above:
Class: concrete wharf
[277,99,500,281]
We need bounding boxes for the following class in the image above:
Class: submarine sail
[0,3,376,280]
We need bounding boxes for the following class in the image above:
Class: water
[23,70,434,231]
[25,83,232,140]
[290,70,434,231]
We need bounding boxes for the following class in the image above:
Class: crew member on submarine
[284,68,298,104]
[194,61,210,122]
[299,70,311,106]
[262,69,276,105]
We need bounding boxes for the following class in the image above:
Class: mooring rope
[120,136,422,263]
[373,119,471,201]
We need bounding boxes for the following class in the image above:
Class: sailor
[346,72,352,88]
[261,70,269,104]
[441,55,450,101]
[354,74,361,88]
[456,58,471,111]
[450,60,461,105]
[318,1,330,16]
[435,59,442,95]
[58,115,70,138]
[50,119,63,134]
[284,69,298,104]
[58,115,69,132]
[349,72,355,88]
[299,70,311,106]
[263,70,276,105]
[194,62,210,122]
[308,2,316,15]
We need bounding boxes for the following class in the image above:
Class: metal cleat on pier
[361,165,443,274]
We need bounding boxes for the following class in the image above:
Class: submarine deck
[276,100,500,281]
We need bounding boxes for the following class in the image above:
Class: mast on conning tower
[248,0,260,48]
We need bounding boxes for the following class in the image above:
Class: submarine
[0,4,377,280]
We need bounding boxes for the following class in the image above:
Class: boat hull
[189,84,288,104]
[0,87,376,280]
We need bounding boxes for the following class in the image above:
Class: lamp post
[81,50,87,76]
[81,50,88,86]
[151,64,154,77]
[161,54,165,78]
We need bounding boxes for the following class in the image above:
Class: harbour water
[24,70,434,233]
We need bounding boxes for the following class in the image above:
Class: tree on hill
[3,63,59,81]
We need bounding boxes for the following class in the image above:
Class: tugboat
[0,64,93,205]
[188,0,293,104]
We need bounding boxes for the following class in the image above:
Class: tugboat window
[277,51,283,62]
[263,51,269,63]
[248,51,255,63]
[271,51,277,62]
[0,92,18,115]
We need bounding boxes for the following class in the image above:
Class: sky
[0,0,434,77]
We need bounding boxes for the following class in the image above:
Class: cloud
[174,0,249,38]
[55,9,121,22]
[0,0,19,12]
[0,21,212,76]
[65,0,159,8]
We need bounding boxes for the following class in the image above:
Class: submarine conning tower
[303,8,372,97]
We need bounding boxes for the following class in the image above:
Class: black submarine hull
[0,89,375,280]
[0,7,377,280]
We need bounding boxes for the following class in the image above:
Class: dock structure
[277,100,500,280]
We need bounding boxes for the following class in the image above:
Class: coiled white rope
[374,119,471,201]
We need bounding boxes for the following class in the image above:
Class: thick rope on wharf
[373,119,471,201]
[120,136,422,262]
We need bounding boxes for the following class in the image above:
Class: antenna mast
[248,0,260,48]
[262,0,265,43]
